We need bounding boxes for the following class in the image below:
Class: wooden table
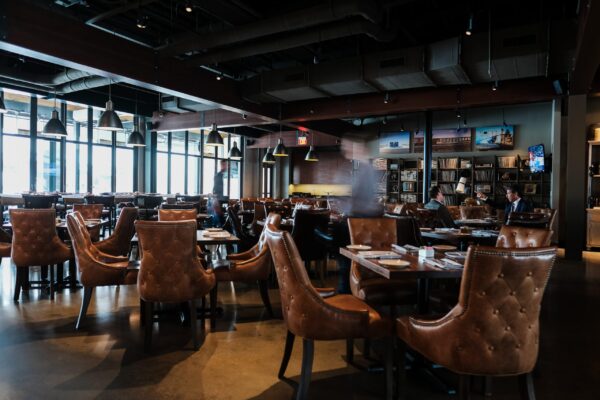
[454,218,501,229]
[420,229,498,249]
[131,230,240,245]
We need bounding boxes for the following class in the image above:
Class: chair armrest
[230,245,268,266]
[315,287,336,298]
[96,249,129,264]
[228,245,258,261]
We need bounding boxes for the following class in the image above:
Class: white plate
[433,245,457,251]
[378,259,410,268]
[205,232,230,238]
[206,228,223,232]
[347,244,372,251]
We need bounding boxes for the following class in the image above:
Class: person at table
[501,184,532,223]
[425,186,457,228]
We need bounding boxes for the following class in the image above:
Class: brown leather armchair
[158,208,197,222]
[136,220,216,351]
[67,213,137,329]
[496,225,553,248]
[216,213,281,317]
[10,209,72,301]
[0,227,12,259]
[251,203,266,236]
[347,217,417,306]
[396,245,556,399]
[459,205,489,219]
[95,207,138,257]
[264,222,394,400]
[73,204,104,241]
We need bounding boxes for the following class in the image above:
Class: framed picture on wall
[475,125,515,150]
[379,131,411,154]
[413,128,472,153]
[523,183,537,195]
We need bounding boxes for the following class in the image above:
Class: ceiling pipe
[187,20,395,66]
[161,0,383,56]
[54,76,121,94]
[0,66,94,87]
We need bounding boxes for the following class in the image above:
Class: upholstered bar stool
[10,209,72,301]
[265,222,395,400]
[135,220,216,351]
[396,246,557,400]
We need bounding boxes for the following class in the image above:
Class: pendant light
[0,95,7,113]
[127,95,146,146]
[273,123,288,156]
[42,90,67,137]
[228,130,243,160]
[98,80,124,131]
[206,109,224,146]
[304,131,319,162]
[262,134,275,165]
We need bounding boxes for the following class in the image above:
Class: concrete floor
[0,253,598,400]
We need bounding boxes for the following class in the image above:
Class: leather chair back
[446,206,461,221]
[400,246,556,375]
[496,225,552,248]
[10,209,71,266]
[85,195,115,207]
[251,203,267,235]
[95,207,138,256]
[460,205,488,219]
[73,204,104,220]
[158,208,197,221]
[135,220,215,303]
[347,217,397,249]
[22,194,58,209]
[291,209,330,261]
[414,208,438,229]
[386,215,423,246]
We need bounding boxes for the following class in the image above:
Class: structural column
[422,110,433,203]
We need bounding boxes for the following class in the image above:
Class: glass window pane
[3,136,30,193]
[65,101,88,142]
[157,132,169,152]
[171,154,185,194]
[92,146,112,193]
[187,156,200,194]
[188,130,201,156]
[66,143,88,193]
[157,153,168,194]
[171,131,186,154]
[36,139,62,192]
[203,157,215,194]
[3,90,31,135]
[92,128,112,145]
[229,160,240,199]
[116,148,134,192]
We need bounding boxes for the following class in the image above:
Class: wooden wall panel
[292,149,351,184]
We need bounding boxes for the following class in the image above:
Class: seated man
[502,184,532,223]
[424,186,457,228]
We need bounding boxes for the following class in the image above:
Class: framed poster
[475,125,515,150]
[379,131,411,154]
[413,128,472,153]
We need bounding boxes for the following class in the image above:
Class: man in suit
[424,186,457,228]
[502,184,532,223]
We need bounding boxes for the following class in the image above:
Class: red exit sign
[297,134,308,146]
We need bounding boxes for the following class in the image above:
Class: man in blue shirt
[424,186,457,228]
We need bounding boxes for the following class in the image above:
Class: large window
[65,101,89,193]
[115,120,134,192]
[2,89,32,193]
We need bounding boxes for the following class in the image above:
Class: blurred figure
[210,160,228,227]
[425,186,457,228]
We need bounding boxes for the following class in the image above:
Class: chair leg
[140,299,146,326]
[396,340,407,400]
[483,376,493,397]
[278,330,295,379]
[459,375,472,400]
[384,338,394,400]
[13,267,25,302]
[201,296,206,330]
[49,264,55,300]
[258,280,273,317]
[296,338,314,400]
[363,338,371,359]
[346,338,354,364]
[144,301,154,352]
[190,299,199,350]
[76,287,93,330]
[210,282,218,331]
[518,373,536,400]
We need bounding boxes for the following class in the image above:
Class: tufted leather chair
[158,208,197,222]
[135,220,216,351]
[251,203,266,236]
[385,215,423,247]
[460,205,489,220]
[291,209,330,284]
[396,245,556,399]
[226,207,257,253]
[265,222,394,400]
[414,208,438,228]
[496,225,553,248]
[447,205,461,221]
[347,218,417,306]
[94,207,138,257]
[10,209,72,301]
[67,212,137,329]
[215,212,282,317]
[0,227,12,259]
[73,204,104,242]
[85,195,116,235]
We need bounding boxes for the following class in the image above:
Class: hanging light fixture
[127,94,146,146]
[228,140,243,160]
[273,122,288,156]
[98,81,124,131]
[206,109,224,146]
[262,134,275,165]
[0,95,7,114]
[304,132,319,162]
[43,90,67,137]
[465,13,474,36]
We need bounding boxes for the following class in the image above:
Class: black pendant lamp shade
[43,109,68,137]
[273,137,288,156]
[127,119,146,146]
[0,97,7,113]
[98,99,124,131]
[305,145,319,162]
[262,148,276,165]
[228,141,243,160]
[206,123,224,146]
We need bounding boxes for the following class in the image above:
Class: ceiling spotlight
[382,116,387,125]
[465,14,473,36]
[216,74,222,81]
[184,2,193,12]
[242,113,248,120]
[456,110,462,119]
[383,92,390,104]
[492,80,499,91]
[136,14,148,29]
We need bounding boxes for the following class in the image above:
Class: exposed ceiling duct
[161,0,385,56]
[54,76,119,94]
[161,96,215,113]
[186,20,395,66]
[0,66,94,87]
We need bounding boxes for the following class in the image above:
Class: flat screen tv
[528,144,545,173]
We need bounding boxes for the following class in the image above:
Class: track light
[456,110,462,119]
[136,14,148,29]
[216,74,222,81]
[382,116,387,125]
[184,2,193,12]
[465,14,473,36]
[242,113,247,120]
[492,80,499,91]
[383,92,390,104]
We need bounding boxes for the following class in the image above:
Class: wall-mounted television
[528,144,545,173]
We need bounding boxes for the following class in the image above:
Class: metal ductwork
[187,20,395,66]
[0,66,94,87]
[427,37,471,85]
[161,0,384,56]
[161,96,215,113]
[54,76,119,94]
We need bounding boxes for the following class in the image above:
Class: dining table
[420,228,499,249]
[453,218,501,229]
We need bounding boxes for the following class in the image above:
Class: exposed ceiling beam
[151,109,271,132]
[246,130,340,149]
[570,0,600,94]
[0,0,277,121]
[86,0,159,25]
[281,78,558,122]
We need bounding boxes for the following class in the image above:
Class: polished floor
[0,252,598,400]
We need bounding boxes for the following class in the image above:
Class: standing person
[503,184,532,223]
[211,160,228,226]
[424,186,457,228]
